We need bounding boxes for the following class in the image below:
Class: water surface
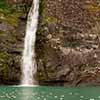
[0,86,100,100]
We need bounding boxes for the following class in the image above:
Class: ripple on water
[98,96,100,98]
[61,95,64,97]
[69,92,73,95]
[80,96,84,98]
[54,95,58,98]
[37,97,40,99]
[90,99,95,100]
[43,98,46,100]
[60,97,63,100]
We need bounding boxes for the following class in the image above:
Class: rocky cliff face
[0,0,100,86]
[0,0,26,84]
[36,0,100,86]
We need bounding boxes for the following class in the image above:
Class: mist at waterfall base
[21,0,39,86]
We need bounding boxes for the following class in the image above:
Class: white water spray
[21,0,39,86]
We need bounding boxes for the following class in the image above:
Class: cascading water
[21,0,39,86]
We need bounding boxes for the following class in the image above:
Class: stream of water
[21,0,39,86]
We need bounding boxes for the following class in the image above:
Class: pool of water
[0,86,100,100]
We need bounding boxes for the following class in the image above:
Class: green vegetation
[84,4,100,12]
[0,0,16,15]
[0,0,21,80]
[39,0,58,25]
[39,0,47,16]
[0,52,9,80]
[0,30,5,35]
[0,0,22,27]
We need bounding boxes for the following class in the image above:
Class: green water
[0,86,100,100]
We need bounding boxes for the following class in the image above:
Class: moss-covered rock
[0,0,24,85]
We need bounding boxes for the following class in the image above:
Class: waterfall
[21,0,39,86]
